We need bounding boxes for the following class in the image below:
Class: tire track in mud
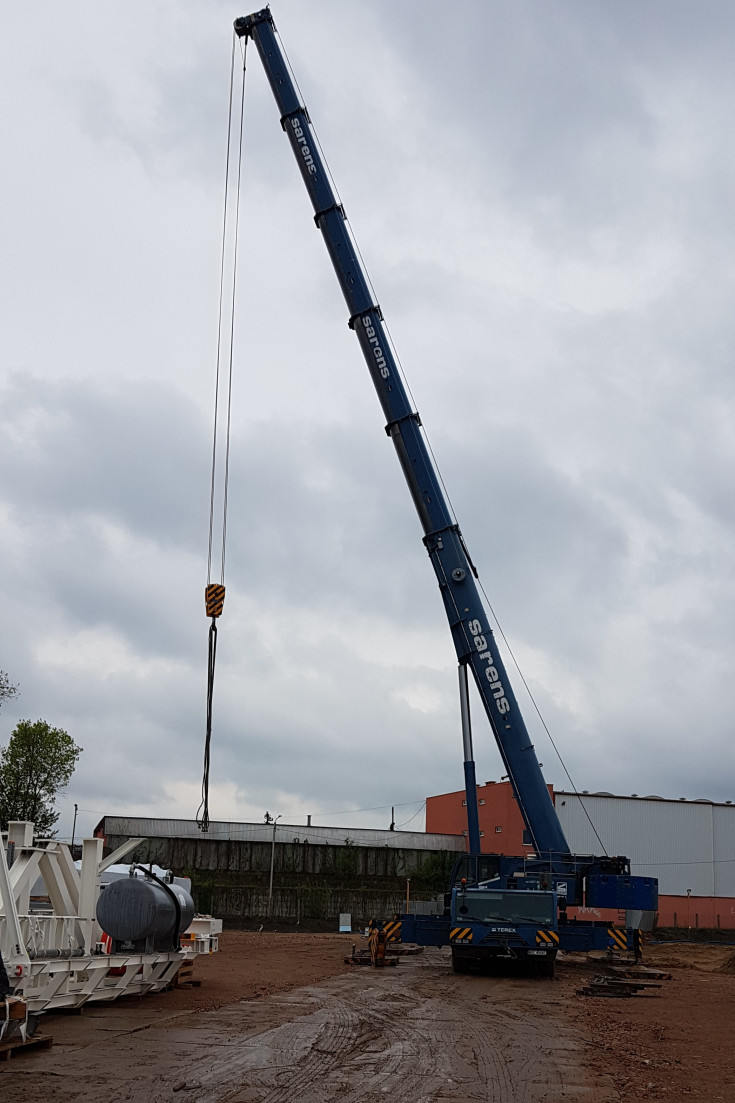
[330,987,437,1103]
[253,997,359,1103]
[194,984,433,1103]
[182,953,603,1103]
[462,1000,561,1101]
[409,969,518,1101]
[193,989,361,1103]
[438,976,590,1102]
[386,963,577,1102]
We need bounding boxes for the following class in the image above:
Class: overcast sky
[1,1,734,845]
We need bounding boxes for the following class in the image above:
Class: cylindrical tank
[96,876,195,945]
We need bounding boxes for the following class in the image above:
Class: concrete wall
[98,826,455,927]
[96,816,464,853]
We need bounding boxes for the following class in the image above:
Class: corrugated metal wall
[555,794,735,897]
[714,805,735,897]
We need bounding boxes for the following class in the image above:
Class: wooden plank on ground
[0,1033,53,1062]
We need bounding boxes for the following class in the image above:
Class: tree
[0,719,82,837]
[0,670,18,711]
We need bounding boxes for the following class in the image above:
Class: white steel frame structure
[0,822,196,1014]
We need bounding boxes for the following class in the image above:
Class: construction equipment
[0,821,212,1013]
[233,9,658,975]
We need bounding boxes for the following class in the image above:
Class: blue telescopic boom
[234,9,570,857]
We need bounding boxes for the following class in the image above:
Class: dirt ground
[579,941,735,1100]
[1,932,733,1101]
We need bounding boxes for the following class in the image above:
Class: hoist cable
[219,40,247,585]
[197,619,218,832]
[207,34,237,589]
[198,34,248,832]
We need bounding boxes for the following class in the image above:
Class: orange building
[426,778,553,855]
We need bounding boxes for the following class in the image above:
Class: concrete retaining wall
[101,832,454,927]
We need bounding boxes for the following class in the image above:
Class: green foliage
[188,871,215,914]
[0,719,82,837]
[299,885,331,919]
[0,671,18,711]
[411,850,455,891]
[335,841,359,877]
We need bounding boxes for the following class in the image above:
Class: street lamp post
[268,814,282,917]
[71,804,78,850]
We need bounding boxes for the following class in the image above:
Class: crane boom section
[235,10,570,856]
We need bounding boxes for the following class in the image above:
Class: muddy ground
[2,932,733,1101]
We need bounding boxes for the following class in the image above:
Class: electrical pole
[268,814,282,917]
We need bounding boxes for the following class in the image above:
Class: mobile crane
[234,10,658,974]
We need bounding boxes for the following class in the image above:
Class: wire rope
[207,34,237,589]
[219,38,246,586]
[395,802,427,830]
[198,33,248,832]
[476,576,608,855]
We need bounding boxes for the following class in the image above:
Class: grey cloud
[1,1,734,843]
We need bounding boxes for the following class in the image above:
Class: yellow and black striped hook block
[205,584,226,618]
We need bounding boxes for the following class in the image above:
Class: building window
[495,826,502,834]
[478,799,485,806]
[479,831,485,837]
[462,799,467,806]
[522,829,532,845]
